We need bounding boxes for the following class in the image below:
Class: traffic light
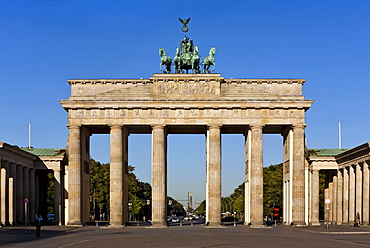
[273,207,280,220]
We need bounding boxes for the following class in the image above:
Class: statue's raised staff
[203,47,216,73]
[159,48,172,73]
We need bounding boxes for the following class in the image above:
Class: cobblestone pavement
[1,224,370,248]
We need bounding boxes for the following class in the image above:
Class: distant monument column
[244,129,251,225]
[363,161,369,225]
[206,125,222,227]
[310,169,320,225]
[67,125,82,225]
[249,125,264,227]
[151,125,167,227]
[110,125,125,227]
[291,124,306,225]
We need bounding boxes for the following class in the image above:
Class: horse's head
[210,47,216,55]
[159,48,165,56]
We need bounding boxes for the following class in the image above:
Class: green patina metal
[159,18,216,74]
[21,148,66,157]
[307,149,350,157]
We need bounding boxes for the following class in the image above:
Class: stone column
[355,164,362,224]
[206,125,222,227]
[16,165,23,224]
[291,124,306,225]
[333,176,338,224]
[324,188,329,223]
[249,125,263,227]
[67,125,82,225]
[23,167,29,225]
[151,125,167,227]
[349,165,355,224]
[0,161,8,226]
[8,163,16,225]
[328,182,333,224]
[29,169,35,224]
[244,129,251,225]
[342,167,349,224]
[336,169,343,225]
[363,161,370,225]
[54,168,62,226]
[110,125,124,227]
[122,127,129,225]
[310,169,320,225]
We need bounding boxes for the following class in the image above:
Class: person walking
[356,212,361,228]
[35,214,42,237]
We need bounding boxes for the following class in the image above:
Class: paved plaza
[1,224,370,247]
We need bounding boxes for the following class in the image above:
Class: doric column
[29,169,35,225]
[336,169,343,225]
[355,164,362,224]
[8,163,16,225]
[67,125,82,225]
[342,167,349,224]
[54,168,62,226]
[333,176,338,224]
[363,161,370,225]
[0,161,8,226]
[151,125,167,227]
[291,124,306,225]
[23,167,29,225]
[249,124,263,226]
[349,165,355,224]
[244,129,251,225]
[206,125,222,227]
[110,125,124,227]
[16,165,23,224]
[328,182,333,224]
[310,169,320,225]
[324,188,329,223]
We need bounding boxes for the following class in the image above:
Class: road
[1,223,370,247]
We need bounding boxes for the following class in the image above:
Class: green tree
[263,163,283,216]
[90,159,110,218]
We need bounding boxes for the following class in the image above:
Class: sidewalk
[0,224,79,234]
[297,224,370,234]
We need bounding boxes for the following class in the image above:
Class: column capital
[151,124,165,130]
[109,125,123,129]
[292,124,307,129]
[208,124,221,130]
[249,124,264,130]
[67,124,81,129]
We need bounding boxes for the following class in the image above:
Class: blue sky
[1,0,369,203]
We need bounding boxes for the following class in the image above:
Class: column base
[249,224,266,228]
[310,222,320,226]
[205,222,224,228]
[108,223,124,228]
[66,221,84,226]
[150,221,168,228]
[290,222,306,226]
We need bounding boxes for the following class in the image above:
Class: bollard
[234,219,236,227]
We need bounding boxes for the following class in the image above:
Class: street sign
[325,198,330,204]
[24,198,29,203]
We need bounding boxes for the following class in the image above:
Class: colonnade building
[0,142,66,226]
[307,143,370,226]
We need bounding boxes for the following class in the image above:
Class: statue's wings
[178,17,191,25]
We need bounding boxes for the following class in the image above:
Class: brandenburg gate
[60,73,313,227]
[60,19,313,227]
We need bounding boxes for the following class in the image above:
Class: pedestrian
[356,212,360,228]
[35,214,42,237]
